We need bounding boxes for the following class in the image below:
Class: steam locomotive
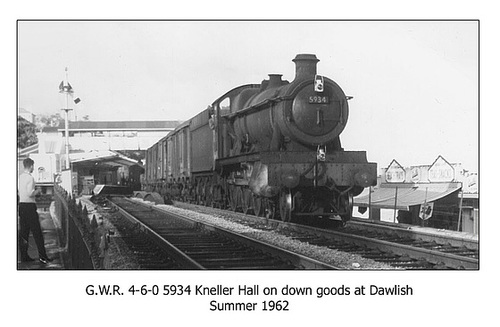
[144,54,377,223]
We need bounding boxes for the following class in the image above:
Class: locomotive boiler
[144,54,377,223]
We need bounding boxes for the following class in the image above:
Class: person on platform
[18,158,52,264]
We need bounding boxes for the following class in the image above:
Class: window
[219,97,230,115]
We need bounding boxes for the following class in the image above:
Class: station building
[18,120,180,196]
[354,156,478,234]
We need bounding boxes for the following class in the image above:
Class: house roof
[70,150,140,168]
[354,182,462,210]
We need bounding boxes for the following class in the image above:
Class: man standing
[18,158,52,264]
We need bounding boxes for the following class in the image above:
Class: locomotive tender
[144,54,377,223]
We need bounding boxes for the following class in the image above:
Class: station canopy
[354,182,462,210]
[70,150,140,169]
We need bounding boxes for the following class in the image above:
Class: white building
[354,156,479,234]
[55,120,181,152]
[18,120,181,194]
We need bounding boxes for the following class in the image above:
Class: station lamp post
[59,67,74,170]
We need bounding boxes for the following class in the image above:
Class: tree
[35,113,64,130]
[18,116,38,148]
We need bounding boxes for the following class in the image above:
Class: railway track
[105,210,180,269]
[171,201,479,270]
[280,223,478,270]
[106,197,338,270]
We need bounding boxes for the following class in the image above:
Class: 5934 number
[308,96,329,104]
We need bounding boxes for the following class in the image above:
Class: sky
[18,20,478,171]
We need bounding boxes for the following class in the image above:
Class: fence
[53,184,107,269]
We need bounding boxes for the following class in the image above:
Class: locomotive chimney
[292,54,319,80]
[267,74,283,88]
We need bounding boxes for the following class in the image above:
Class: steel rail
[112,198,339,270]
[146,201,338,269]
[272,222,479,270]
[109,200,205,269]
[152,206,337,270]
[172,201,479,270]
[348,218,478,250]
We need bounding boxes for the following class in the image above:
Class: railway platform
[351,217,478,241]
[402,224,478,241]
[17,207,66,270]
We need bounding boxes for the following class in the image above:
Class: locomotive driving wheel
[241,188,253,215]
[228,185,236,211]
[212,185,222,208]
[204,184,212,207]
[196,181,205,205]
[279,189,293,222]
[252,194,264,217]
[340,192,354,224]
[229,185,242,212]
[264,198,277,220]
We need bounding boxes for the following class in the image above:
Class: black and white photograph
[6,2,497,325]
[16,20,479,271]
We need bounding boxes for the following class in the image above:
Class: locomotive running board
[216,151,372,166]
